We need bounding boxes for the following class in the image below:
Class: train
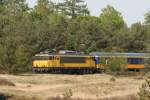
[32,51,149,73]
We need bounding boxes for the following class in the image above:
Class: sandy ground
[0,74,144,100]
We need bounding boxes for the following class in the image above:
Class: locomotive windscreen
[60,57,86,63]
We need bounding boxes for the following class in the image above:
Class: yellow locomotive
[32,51,148,73]
[32,54,101,73]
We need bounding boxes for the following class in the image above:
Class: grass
[109,76,116,82]
[0,74,144,100]
[0,78,15,86]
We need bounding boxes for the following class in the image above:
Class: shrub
[138,73,150,100]
[110,76,116,82]
[105,57,126,74]
[63,88,73,99]
[0,44,30,74]
[145,58,150,72]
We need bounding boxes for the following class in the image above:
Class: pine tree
[58,0,89,18]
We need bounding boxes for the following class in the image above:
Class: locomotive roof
[35,53,91,57]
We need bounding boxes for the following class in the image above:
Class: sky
[26,0,150,26]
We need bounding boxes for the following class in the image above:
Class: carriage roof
[90,52,149,58]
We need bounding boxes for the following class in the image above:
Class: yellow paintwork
[52,56,95,68]
[33,60,53,67]
[96,64,145,69]
[96,64,105,69]
[33,60,48,67]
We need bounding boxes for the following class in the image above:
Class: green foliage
[13,45,29,73]
[66,16,104,53]
[128,22,147,52]
[99,5,129,51]
[99,57,106,65]
[145,58,150,71]
[58,0,89,18]
[0,0,149,73]
[63,88,73,99]
[34,0,55,17]
[138,74,150,100]
[105,58,126,73]
[110,76,116,82]
[99,5,126,32]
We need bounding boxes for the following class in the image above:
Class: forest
[0,0,150,73]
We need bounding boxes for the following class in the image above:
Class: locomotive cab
[32,54,54,72]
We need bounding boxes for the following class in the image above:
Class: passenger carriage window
[127,58,144,64]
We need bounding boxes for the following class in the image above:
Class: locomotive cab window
[127,58,144,64]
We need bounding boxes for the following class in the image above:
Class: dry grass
[0,92,41,100]
[0,74,144,100]
[0,78,15,86]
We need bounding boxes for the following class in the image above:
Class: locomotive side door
[52,55,60,67]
